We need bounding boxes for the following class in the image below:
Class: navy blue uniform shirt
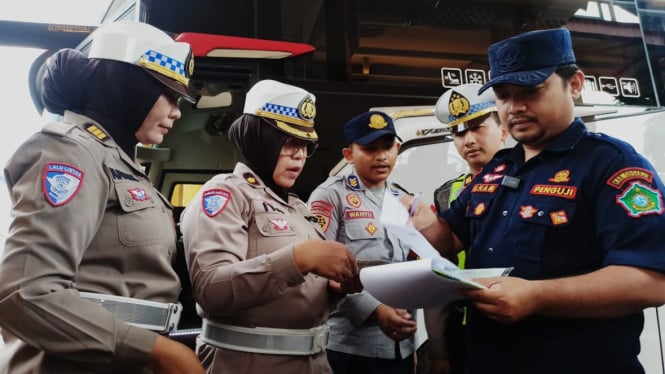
[442,119,665,374]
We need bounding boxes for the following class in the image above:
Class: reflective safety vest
[433,173,472,268]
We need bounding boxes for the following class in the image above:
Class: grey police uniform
[180,162,335,374]
[0,111,180,373]
[308,171,415,359]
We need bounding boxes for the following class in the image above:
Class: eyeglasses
[282,138,319,158]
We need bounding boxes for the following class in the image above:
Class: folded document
[359,258,511,309]
[358,190,511,309]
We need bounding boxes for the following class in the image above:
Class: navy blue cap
[478,28,576,94]
[343,111,401,145]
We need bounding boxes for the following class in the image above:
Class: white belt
[79,292,182,334]
[200,319,328,356]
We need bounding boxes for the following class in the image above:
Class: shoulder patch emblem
[42,162,84,207]
[309,200,333,232]
[616,181,664,218]
[202,188,231,217]
[346,193,361,208]
[606,168,653,189]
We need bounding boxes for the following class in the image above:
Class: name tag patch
[530,184,577,199]
[345,210,375,220]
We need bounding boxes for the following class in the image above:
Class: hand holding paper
[357,191,512,309]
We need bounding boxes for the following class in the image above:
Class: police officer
[407,28,665,373]
[0,21,204,373]
[426,84,507,374]
[308,111,417,374]
[179,79,359,374]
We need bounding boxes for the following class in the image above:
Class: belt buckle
[311,326,329,353]
[161,302,182,334]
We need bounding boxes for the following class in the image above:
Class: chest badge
[43,162,84,207]
[550,210,569,225]
[128,188,149,202]
[549,170,570,183]
[269,218,290,231]
[474,202,486,216]
[365,222,378,235]
[494,164,506,173]
[519,205,537,219]
[346,193,362,208]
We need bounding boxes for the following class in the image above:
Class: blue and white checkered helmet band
[139,49,188,85]
[262,103,300,121]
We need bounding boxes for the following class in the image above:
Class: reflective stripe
[79,292,181,333]
[200,319,328,356]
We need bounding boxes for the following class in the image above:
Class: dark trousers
[446,306,466,374]
[327,347,415,374]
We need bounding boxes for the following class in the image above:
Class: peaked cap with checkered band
[243,79,318,141]
[87,21,195,103]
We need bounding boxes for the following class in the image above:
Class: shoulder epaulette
[318,175,344,189]
[41,121,77,137]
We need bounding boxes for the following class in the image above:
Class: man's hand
[373,304,417,341]
[461,276,539,323]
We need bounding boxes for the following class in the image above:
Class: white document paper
[359,258,509,309]
[357,191,511,309]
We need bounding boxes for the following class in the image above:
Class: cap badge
[448,91,471,118]
[368,114,388,129]
[298,96,316,121]
[187,52,195,77]
[495,42,526,73]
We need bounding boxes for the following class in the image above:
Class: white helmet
[87,21,195,103]
[435,83,496,133]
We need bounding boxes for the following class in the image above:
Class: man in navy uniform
[407,28,665,374]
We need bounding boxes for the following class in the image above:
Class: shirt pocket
[114,180,174,246]
[253,211,298,257]
[343,210,382,241]
[513,198,578,278]
[464,193,495,219]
